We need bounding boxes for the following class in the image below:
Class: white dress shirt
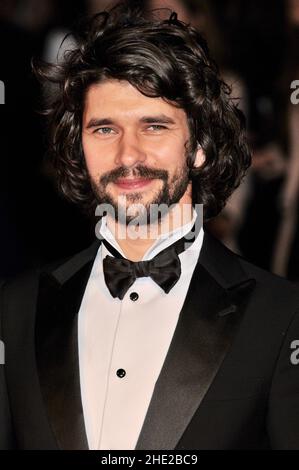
[78,209,204,450]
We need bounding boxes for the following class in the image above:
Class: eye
[147,125,168,131]
[94,127,115,135]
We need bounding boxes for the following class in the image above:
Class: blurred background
[0,0,299,281]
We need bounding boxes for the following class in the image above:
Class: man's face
[82,79,203,224]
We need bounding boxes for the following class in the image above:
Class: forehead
[83,79,187,122]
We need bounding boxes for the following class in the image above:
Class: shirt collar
[98,207,202,261]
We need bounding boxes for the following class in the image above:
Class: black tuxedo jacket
[1,231,299,450]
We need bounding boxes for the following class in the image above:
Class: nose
[114,131,147,167]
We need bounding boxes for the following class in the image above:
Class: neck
[106,201,194,261]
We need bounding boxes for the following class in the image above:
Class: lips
[114,178,154,190]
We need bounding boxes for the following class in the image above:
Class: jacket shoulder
[0,239,101,312]
[238,254,299,294]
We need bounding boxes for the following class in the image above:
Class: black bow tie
[101,222,198,300]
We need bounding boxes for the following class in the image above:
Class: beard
[90,159,190,226]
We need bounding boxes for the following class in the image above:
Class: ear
[194,144,205,168]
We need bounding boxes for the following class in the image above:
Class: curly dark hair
[34,1,251,220]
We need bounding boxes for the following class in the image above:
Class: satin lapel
[135,231,256,450]
[35,241,100,450]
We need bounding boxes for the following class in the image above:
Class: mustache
[99,164,169,186]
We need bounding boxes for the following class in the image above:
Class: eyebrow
[85,114,176,129]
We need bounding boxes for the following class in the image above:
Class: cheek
[154,141,186,168]
[82,137,109,176]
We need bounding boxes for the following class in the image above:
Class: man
[1,2,299,450]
